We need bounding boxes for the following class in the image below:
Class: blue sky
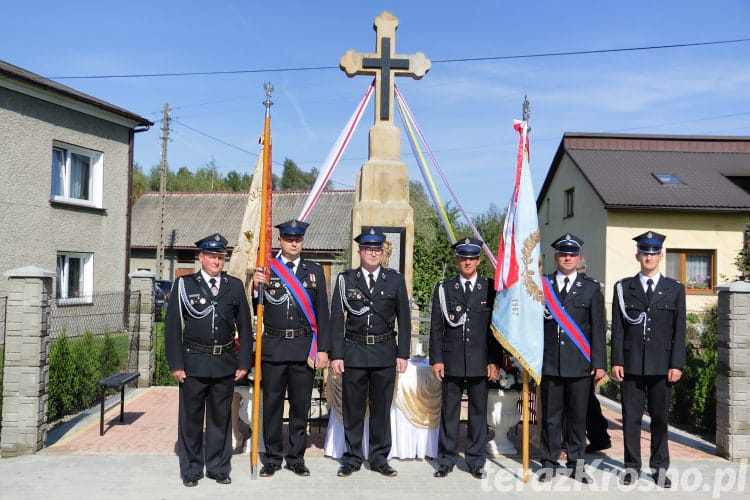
[3,1,750,217]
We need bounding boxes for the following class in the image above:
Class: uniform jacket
[542,273,606,377]
[259,258,330,362]
[330,267,411,367]
[165,271,253,378]
[428,275,501,378]
[611,274,686,376]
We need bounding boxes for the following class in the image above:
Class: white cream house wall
[0,88,133,297]
[538,153,609,281]
[605,212,746,315]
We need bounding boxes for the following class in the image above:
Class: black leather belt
[183,339,234,355]
[264,326,310,339]
[345,331,395,345]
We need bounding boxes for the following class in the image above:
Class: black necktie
[368,273,376,295]
[559,277,569,301]
[209,277,218,296]
[646,278,654,302]
[286,261,295,273]
[464,280,473,302]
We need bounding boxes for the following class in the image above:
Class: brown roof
[131,190,355,251]
[0,59,152,127]
[539,132,750,211]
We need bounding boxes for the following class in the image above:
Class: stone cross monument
[340,10,431,293]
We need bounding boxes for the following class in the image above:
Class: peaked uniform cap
[551,233,583,255]
[276,219,309,237]
[354,228,386,248]
[195,233,228,254]
[633,230,666,254]
[451,237,483,257]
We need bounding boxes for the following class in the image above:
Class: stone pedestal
[1,266,54,457]
[351,123,414,294]
[716,281,750,461]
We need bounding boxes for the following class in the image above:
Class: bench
[98,372,140,436]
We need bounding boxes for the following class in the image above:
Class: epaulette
[581,274,600,284]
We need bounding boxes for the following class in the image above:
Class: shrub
[671,304,717,436]
[153,322,177,386]
[48,334,77,420]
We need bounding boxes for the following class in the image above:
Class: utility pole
[156,103,170,279]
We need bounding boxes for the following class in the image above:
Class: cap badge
[214,234,220,241]
[647,231,653,238]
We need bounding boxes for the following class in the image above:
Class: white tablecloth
[324,357,440,459]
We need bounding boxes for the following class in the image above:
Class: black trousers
[540,375,590,468]
[177,375,234,479]
[261,361,314,466]
[562,378,610,448]
[621,374,672,472]
[586,384,610,446]
[438,375,488,469]
[341,365,396,468]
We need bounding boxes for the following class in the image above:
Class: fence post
[715,280,750,461]
[129,270,155,388]
[1,266,54,457]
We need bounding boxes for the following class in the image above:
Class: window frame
[563,188,575,218]
[56,252,94,305]
[666,249,715,294]
[51,142,104,208]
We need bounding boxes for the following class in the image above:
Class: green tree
[411,181,457,309]
[472,202,505,279]
[131,163,149,204]
[99,330,123,376]
[279,158,316,190]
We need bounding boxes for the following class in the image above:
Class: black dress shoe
[568,469,593,484]
[372,463,398,477]
[337,463,360,477]
[653,472,672,488]
[537,466,557,482]
[621,469,640,485]
[285,463,311,476]
[259,464,282,477]
[585,440,612,453]
[206,472,231,484]
[433,464,453,478]
[182,476,200,487]
[469,466,487,479]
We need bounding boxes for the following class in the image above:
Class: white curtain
[686,255,710,288]
[70,153,90,200]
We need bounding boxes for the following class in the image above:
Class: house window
[56,252,94,303]
[666,249,715,292]
[564,188,574,218]
[51,143,103,208]
[653,172,684,185]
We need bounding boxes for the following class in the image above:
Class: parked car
[154,279,173,319]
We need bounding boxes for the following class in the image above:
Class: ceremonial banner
[491,120,544,383]
[227,139,265,309]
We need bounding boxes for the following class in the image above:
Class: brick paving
[46,386,717,464]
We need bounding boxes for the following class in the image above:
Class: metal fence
[46,290,141,421]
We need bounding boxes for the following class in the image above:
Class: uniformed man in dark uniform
[252,220,330,477]
[611,231,686,488]
[429,237,500,480]
[330,229,411,478]
[165,233,253,487]
[538,234,606,484]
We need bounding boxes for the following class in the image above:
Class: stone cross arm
[340,50,431,80]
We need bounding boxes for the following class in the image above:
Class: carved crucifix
[340,11,431,123]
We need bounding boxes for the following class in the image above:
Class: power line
[48,37,750,80]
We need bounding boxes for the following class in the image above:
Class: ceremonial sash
[269,258,319,367]
[542,276,591,362]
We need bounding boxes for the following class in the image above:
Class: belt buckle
[366,335,375,345]
[285,330,295,339]
[212,345,222,355]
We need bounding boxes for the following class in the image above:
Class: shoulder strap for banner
[542,276,591,362]
[269,258,318,365]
